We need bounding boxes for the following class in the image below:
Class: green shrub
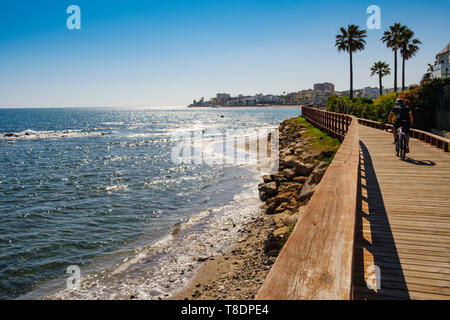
[326,78,450,131]
[400,78,450,131]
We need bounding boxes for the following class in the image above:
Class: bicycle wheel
[400,135,406,160]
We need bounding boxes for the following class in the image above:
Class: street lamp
[446,67,448,78]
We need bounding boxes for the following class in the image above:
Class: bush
[326,78,450,131]
[400,78,450,131]
[372,92,397,123]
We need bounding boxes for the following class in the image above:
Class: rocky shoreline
[171,117,338,300]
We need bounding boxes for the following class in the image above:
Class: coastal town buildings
[296,89,314,105]
[189,82,406,107]
[423,42,450,81]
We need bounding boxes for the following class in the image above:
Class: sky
[0,0,449,108]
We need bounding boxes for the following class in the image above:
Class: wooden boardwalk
[354,124,450,299]
[257,108,449,300]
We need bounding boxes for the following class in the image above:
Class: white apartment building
[424,42,450,80]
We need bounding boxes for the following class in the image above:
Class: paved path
[353,125,450,299]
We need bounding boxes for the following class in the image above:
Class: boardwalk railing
[302,107,352,141]
[358,118,449,152]
[257,107,360,299]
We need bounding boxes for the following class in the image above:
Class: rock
[262,201,278,215]
[310,161,328,184]
[237,237,246,243]
[282,168,296,180]
[266,250,279,257]
[263,233,283,254]
[273,172,288,184]
[280,155,315,176]
[197,257,209,262]
[293,176,308,183]
[271,191,293,206]
[298,183,317,202]
[273,212,291,228]
[274,202,288,214]
[258,182,277,201]
[277,182,302,194]
[262,175,273,183]
[150,290,162,297]
[273,226,292,238]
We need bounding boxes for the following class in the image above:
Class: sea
[0,106,301,300]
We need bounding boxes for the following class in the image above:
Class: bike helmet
[395,99,405,106]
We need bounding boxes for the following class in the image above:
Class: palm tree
[427,63,434,72]
[335,25,367,99]
[399,29,422,91]
[370,61,391,96]
[381,23,407,92]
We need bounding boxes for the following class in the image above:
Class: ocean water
[0,107,300,300]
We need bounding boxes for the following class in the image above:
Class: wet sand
[170,213,276,300]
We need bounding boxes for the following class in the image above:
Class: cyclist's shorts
[394,120,410,135]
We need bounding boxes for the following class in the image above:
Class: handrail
[358,118,449,152]
[301,107,353,141]
[256,107,360,299]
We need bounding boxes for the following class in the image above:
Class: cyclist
[388,99,413,153]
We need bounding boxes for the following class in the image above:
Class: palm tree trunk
[394,50,398,92]
[350,50,353,99]
[379,74,383,96]
[402,57,406,91]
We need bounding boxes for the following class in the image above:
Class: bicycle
[395,126,408,160]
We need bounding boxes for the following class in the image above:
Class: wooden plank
[354,124,450,300]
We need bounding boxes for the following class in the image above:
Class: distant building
[423,42,450,80]
[358,87,380,99]
[313,82,335,92]
[311,83,335,105]
[433,42,450,79]
[216,93,231,103]
[297,89,314,105]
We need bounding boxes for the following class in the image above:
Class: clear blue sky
[0,0,449,107]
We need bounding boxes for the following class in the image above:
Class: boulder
[280,155,315,176]
[262,175,274,183]
[273,172,288,184]
[293,176,308,184]
[297,182,317,202]
[282,168,296,180]
[263,232,284,256]
[264,191,293,214]
[275,202,289,214]
[258,182,277,201]
[263,200,278,215]
[277,182,303,194]
[310,161,328,184]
